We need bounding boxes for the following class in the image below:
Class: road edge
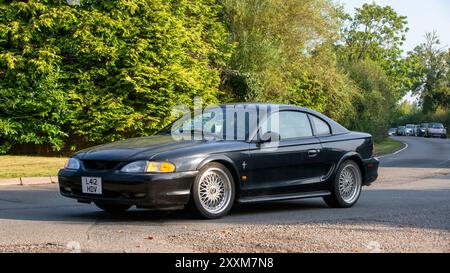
[377,140,408,159]
[0,176,58,186]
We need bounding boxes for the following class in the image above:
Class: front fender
[196,154,239,173]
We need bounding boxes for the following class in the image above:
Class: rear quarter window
[309,115,331,136]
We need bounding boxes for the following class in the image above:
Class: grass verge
[0,156,68,179]
[374,138,404,156]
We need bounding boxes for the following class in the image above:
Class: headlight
[120,161,175,173]
[65,158,80,170]
[120,161,148,173]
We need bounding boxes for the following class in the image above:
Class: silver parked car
[425,123,447,138]
[388,128,397,136]
[397,126,406,136]
[405,124,415,136]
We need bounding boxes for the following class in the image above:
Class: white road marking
[378,142,409,159]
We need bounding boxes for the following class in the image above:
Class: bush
[0,0,232,153]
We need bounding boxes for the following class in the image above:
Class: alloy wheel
[197,167,232,214]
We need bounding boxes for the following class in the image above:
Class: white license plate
[81,177,102,194]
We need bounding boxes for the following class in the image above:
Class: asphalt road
[0,136,449,252]
[380,136,450,168]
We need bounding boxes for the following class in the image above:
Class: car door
[245,110,325,196]
[308,114,337,179]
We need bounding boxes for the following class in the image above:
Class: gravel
[0,243,72,253]
[168,222,450,253]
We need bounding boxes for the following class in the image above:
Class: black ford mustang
[59,104,379,219]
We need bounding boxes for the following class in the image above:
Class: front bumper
[427,130,446,137]
[362,157,379,185]
[58,169,198,209]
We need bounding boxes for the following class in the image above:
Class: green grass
[0,156,68,179]
[374,138,404,156]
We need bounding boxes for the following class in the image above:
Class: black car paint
[58,104,379,209]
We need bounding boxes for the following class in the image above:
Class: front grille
[82,160,121,171]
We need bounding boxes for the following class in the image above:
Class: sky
[338,0,450,102]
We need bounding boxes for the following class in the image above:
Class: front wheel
[190,163,235,219]
[323,160,362,208]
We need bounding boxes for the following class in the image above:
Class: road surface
[0,136,449,252]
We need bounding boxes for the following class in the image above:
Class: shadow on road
[0,187,449,231]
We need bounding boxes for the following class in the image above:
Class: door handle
[308,149,320,157]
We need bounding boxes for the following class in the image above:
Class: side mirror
[258,131,281,143]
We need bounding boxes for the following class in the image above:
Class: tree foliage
[221,0,341,102]
[408,32,450,113]
[0,0,232,152]
[0,0,446,153]
[336,3,414,140]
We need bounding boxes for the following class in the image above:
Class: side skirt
[237,190,331,204]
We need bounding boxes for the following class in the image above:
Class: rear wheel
[190,163,235,219]
[323,160,362,208]
[95,202,131,213]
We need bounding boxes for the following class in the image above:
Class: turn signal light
[146,161,176,173]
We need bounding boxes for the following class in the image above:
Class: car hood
[75,135,203,162]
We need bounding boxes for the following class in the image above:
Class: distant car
[405,124,415,136]
[417,123,428,137]
[396,126,406,136]
[388,128,397,136]
[425,123,447,138]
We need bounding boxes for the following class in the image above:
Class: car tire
[95,202,131,213]
[189,162,235,219]
[442,135,447,139]
[323,160,362,208]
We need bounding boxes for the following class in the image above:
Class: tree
[0,0,232,153]
[336,3,414,140]
[339,2,411,101]
[343,3,408,62]
[344,60,393,141]
[409,32,450,113]
[221,0,341,102]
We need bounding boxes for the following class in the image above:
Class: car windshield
[158,105,267,141]
[406,125,414,128]
[429,123,444,129]
[420,123,428,128]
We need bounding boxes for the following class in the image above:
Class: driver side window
[263,111,313,140]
